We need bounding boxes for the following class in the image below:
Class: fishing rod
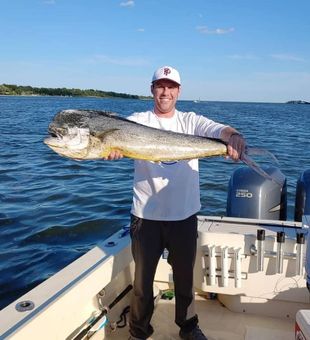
[72,284,133,340]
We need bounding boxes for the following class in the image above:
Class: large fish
[44,109,280,185]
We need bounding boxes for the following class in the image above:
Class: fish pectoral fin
[95,128,120,140]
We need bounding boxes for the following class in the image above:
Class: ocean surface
[1,96,310,310]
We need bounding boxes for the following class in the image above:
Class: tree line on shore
[0,84,151,100]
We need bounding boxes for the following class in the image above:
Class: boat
[1,167,310,340]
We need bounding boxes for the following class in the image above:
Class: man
[107,66,245,340]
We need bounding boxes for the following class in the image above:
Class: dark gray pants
[129,214,198,339]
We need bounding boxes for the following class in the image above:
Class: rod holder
[257,229,265,271]
[208,245,216,286]
[276,231,285,274]
[296,232,305,276]
[234,248,242,288]
[221,247,229,287]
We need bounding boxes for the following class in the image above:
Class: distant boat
[193,98,201,103]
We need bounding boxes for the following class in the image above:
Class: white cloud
[137,28,145,32]
[271,54,304,62]
[197,26,235,35]
[120,0,135,7]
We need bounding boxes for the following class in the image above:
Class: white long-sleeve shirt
[128,109,226,221]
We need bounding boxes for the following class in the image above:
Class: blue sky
[1,0,309,102]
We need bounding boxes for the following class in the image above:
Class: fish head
[44,126,92,159]
[44,110,94,159]
[44,109,120,160]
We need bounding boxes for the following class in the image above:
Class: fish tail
[245,147,279,165]
[240,152,282,186]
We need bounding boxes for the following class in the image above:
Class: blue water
[1,96,310,310]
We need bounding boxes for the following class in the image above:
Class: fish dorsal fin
[95,128,120,140]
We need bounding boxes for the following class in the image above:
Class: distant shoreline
[0,84,152,100]
[286,100,310,105]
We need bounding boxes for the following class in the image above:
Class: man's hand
[104,150,123,160]
[227,133,246,161]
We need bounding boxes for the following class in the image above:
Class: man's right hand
[104,150,123,160]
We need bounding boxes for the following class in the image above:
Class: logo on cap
[163,67,171,76]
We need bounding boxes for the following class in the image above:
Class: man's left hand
[227,133,246,161]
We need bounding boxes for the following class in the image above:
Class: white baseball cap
[152,66,181,85]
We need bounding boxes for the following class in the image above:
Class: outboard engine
[226,166,287,220]
[294,169,310,221]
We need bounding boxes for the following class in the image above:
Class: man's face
[151,79,180,116]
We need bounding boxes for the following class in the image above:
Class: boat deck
[101,294,294,340]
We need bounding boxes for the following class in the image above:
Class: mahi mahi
[44,109,280,185]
